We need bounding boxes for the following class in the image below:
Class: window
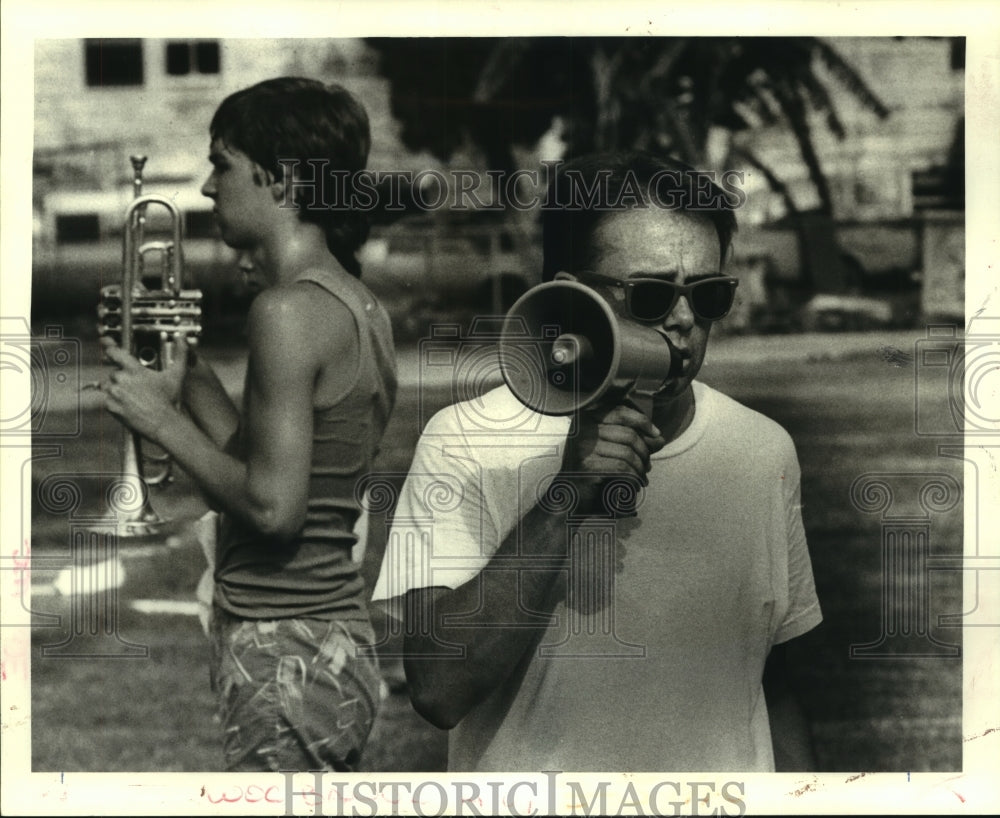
[85,39,144,87]
[387,232,428,254]
[185,210,220,240]
[950,38,965,72]
[165,41,221,76]
[55,214,101,244]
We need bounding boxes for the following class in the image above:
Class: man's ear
[553,271,578,282]
[250,163,285,201]
[270,170,289,203]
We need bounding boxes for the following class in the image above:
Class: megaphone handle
[625,390,655,420]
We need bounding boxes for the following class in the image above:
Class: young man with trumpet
[372,152,821,772]
[98,77,397,772]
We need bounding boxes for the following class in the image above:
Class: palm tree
[367,36,889,217]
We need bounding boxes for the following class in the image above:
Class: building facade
[32,37,965,325]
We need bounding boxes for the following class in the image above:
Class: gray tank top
[214,268,397,620]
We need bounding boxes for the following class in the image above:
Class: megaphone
[498,280,679,416]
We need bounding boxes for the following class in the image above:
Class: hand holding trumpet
[92,334,191,445]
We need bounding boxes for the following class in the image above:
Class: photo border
[2,1,998,814]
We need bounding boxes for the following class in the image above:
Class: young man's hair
[541,151,739,282]
[210,77,371,278]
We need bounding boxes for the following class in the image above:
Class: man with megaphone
[372,153,822,774]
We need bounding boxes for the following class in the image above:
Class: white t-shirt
[372,381,822,772]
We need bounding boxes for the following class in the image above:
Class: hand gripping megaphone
[497,280,679,416]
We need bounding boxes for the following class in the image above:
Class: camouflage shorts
[209,608,382,772]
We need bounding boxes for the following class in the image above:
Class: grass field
[26,331,964,773]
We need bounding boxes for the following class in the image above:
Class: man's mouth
[659,334,691,378]
[669,352,688,379]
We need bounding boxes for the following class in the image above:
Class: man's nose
[662,293,695,332]
[200,174,216,198]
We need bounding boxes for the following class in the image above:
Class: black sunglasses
[571,272,739,322]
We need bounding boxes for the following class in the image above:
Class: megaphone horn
[498,280,679,416]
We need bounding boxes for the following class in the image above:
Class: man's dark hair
[541,151,739,282]
[210,77,371,278]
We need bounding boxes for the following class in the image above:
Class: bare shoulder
[247,283,357,358]
[243,285,360,409]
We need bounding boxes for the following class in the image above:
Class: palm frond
[657,97,703,166]
[798,69,847,140]
[474,39,530,103]
[771,77,834,214]
[731,144,800,216]
[812,39,891,119]
[746,80,785,128]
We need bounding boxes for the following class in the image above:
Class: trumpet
[97,155,203,536]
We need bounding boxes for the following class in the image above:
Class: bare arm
[180,347,241,449]
[403,497,575,729]
[763,641,817,771]
[103,287,351,541]
[403,405,664,730]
